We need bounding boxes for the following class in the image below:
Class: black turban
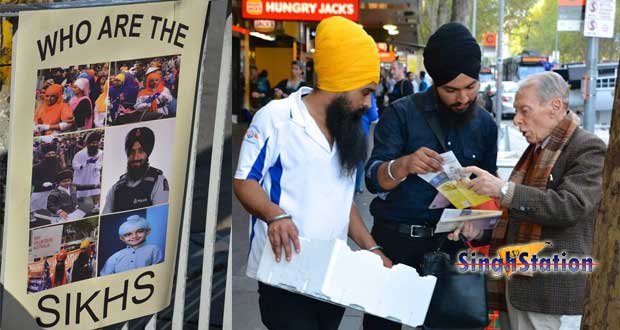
[423,23,481,87]
[125,127,155,157]
[41,143,57,155]
[56,169,73,183]
[86,131,102,144]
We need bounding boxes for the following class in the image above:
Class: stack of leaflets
[418,151,502,233]
[434,209,502,234]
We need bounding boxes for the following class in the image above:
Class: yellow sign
[406,54,417,74]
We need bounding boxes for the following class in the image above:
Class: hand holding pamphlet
[418,151,491,209]
[434,208,502,234]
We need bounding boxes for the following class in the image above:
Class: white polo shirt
[235,87,355,278]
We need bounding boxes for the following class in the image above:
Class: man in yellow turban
[234,16,391,329]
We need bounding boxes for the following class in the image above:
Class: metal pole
[554,29,559,62]
[197,11,232,330]
[584,37,598,132]
[495,0,504,133]
[472,0,477,37]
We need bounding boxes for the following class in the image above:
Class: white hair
[518,71,569,108]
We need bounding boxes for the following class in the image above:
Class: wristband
[368,245,383,252]
[387,160,406,182]
[268,213,292,224]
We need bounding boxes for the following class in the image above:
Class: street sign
[482,32,497,47]
[557,0,586,31]
[584,0,616,38]
[242,0,359,22]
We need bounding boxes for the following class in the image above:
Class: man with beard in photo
[363,23,499,329]
[72,131,103,209]
[233,16,392,330]
[103,127,169,213]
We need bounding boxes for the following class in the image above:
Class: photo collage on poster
[27,55,180,294]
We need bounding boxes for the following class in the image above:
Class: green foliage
[507,0,619,63]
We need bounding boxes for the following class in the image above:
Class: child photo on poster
[98,204,168,276]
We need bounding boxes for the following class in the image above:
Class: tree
[473,0,536,42]
[581,59,620,329]
[450,0,471,27]
[417,0,443,44]
[508,0,620,63]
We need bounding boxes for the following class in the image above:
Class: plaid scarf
[486,111,580,310]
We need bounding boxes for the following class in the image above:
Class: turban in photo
[314,16,379,92]
[86,131,101,144]
[56,169,73,183]
[125,127,155,157]
[73,77,90,96]
[41,142,57,155]
[119,215,150,236]
[80,239,91,249]
[423,23,481,87]
[56,249,67,261]
[114,73,126,83]
[138,68,165,112]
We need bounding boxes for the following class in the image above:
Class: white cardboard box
[255,237,437,327]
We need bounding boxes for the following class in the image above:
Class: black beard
[325,96,367,177]
[127,161,149,180]
[436,94,478,129]
[87,146,99,156]
[42,156,58,167]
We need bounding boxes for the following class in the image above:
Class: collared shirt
[235,87,354,278]
[99,243,163,275]
[365,88,498,225]
[536,135,551,152]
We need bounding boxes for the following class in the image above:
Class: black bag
[422,236,488,329]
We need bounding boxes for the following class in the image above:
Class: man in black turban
[362,23,499,329]
[103,126,169,213]
[32,142,62,194]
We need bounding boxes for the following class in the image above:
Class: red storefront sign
[242,0,359,21]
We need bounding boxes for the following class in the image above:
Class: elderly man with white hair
[460,71,606,330]
[388,61,414,104]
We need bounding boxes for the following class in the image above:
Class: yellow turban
[115,73,126,82]
[80,239,91,249]
[314,16,379,92]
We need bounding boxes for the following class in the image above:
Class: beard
[127,160,149,180]
[325,96,367,177]
[87,145,99,156]
[436,94,478,129]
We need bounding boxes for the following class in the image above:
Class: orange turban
[314,16,379,92]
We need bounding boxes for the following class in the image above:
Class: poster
[1,1,208,329]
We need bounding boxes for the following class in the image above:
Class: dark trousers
[258,282,345,330]
[362,221,465,330]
